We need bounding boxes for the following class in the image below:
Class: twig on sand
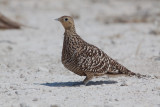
[0,12,21,29]
[0,12,38,29]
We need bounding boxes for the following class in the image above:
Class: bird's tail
[121,68,147,78]
[117,63,148,78]
[109,59,148,78]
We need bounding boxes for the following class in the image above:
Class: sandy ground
[0,0,160,107]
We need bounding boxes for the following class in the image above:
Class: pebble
[32,98,38,101]
[20,103,29,107]
[15,91,19,95]
[115,99,119,101]
[10,86,17,90]
[50,104,59,107]
[120,81,128,86]
[20,74,25,78]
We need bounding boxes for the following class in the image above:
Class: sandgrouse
[56,16,145,85]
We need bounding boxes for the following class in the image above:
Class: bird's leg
[83,73,94,85]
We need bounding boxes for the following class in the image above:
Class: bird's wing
[76,44,110,73]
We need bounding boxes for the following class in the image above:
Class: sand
[0,0,160,107]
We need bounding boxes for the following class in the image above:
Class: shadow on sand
[40,80,117,87]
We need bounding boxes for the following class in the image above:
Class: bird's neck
[63,25,85,45]
[62,25,82,62]
[64,25,77,36]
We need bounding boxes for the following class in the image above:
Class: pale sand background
[0,0,160,107]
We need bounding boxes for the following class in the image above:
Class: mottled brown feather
[57,16,146,85]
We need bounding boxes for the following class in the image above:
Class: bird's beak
[55,18,59,21]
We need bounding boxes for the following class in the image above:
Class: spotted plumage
[56,16,146,85]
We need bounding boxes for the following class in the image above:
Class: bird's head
[55,16,75,30]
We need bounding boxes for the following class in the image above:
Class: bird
[55,16,146,85]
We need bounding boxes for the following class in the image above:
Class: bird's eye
[65,18,68,21]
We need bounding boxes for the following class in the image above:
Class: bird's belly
[62,58,86,76]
